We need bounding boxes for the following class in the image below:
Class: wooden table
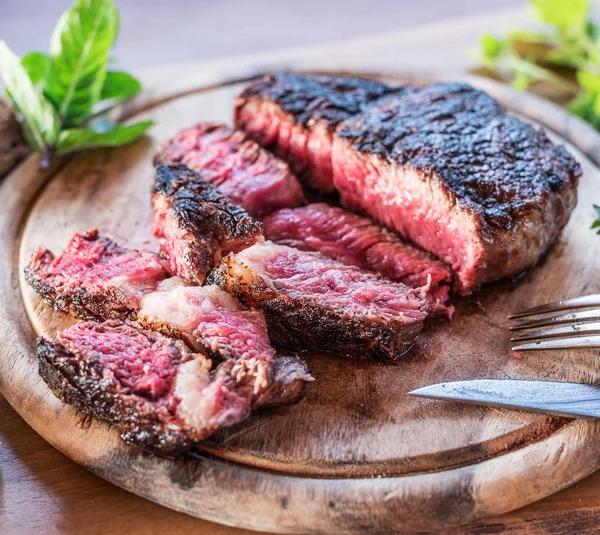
[3,6,600,534]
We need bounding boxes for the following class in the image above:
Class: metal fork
[509,294,600,351]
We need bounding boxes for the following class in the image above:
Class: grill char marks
[262,203,452,314]
[235,73,397,193]
[37,321,223,455]
[24,229,169,321]
[333,82,581,292]
[154,123,305,216]
[152,164,263,284]
[208,242,429,361]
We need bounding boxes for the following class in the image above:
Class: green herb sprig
[475,0,599,114]
[0,0,152,168]
[474,0,600,234]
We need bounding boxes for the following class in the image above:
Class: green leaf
[480,34,506,63]
[0,41,59,152]
[577,70,600,92]
[587,21,600,41]
[44,0,119,128]
[512,71,532,90]
[56,120,153,153]
[100,70,142,101]
[531,0,589,31]
[592,204,600,234]
[568,91,594,117]
[21,51,50,85]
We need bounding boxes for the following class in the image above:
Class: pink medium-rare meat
[333,82,581,293]
[154,123,306,217]
[139,278,313,407]
[24,229,169,321]
[151,164,263,284]
[237,74,581,293]
[208,242,430,361]
[235,73,395,193]
[262,203,452,313]
[138,277,312,408]
[38,320,262,455]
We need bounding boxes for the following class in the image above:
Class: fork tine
[509,294,600,318]
[512,335,600,352]
[510,308,600,331]
[510,322,600,341]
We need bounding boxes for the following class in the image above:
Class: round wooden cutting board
[1,72,600,534]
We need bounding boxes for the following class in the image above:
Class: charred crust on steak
[207,255,423,361]
[262,298,420,362]
[152,164,263,283]
[336,82,582,233]
[236,73,399,128]
[37,335,194,455]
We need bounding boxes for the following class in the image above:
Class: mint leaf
[100,70,142,101]
[22,51,50,85]
[0,41,59,152]
[44,0,119,128]
[531,0,589,31]
[56,120,153,153]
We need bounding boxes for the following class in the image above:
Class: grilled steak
[24,229,169,321]
[208,242,429,361]
[138,277,312,407]
[38,320,261,455]
[152,164,264,284]
[333,83,581,292]
[262,203,452,314]
[236,75,581,293]
[235,73,394,193]
[27,230,311,417]
[154,123,306,216]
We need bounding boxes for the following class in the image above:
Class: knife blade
[408,379,600,419]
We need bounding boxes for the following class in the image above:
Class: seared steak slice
[25,229,169,321]
[152,164,263,284]
[208,242,429,361]
[262,203,452,314]
[138,277,312,406]
[235,73,395,193]
[38,320,261,455]
[333,83,581,293]
[154,123,305,216]
[237,74,581,293]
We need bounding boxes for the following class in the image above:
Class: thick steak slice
[154,123,305,216]
[38,320,264,455]
[152,164,263,284]
[333,83,581,293]
[24,229,169,321]
[208,242,429,361]
[235,73,395,193]
[262,203,452,314]
[138,277,312,407]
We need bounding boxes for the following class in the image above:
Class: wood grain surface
[3,7,600,535]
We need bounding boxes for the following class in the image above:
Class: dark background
[1,0,522,70]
